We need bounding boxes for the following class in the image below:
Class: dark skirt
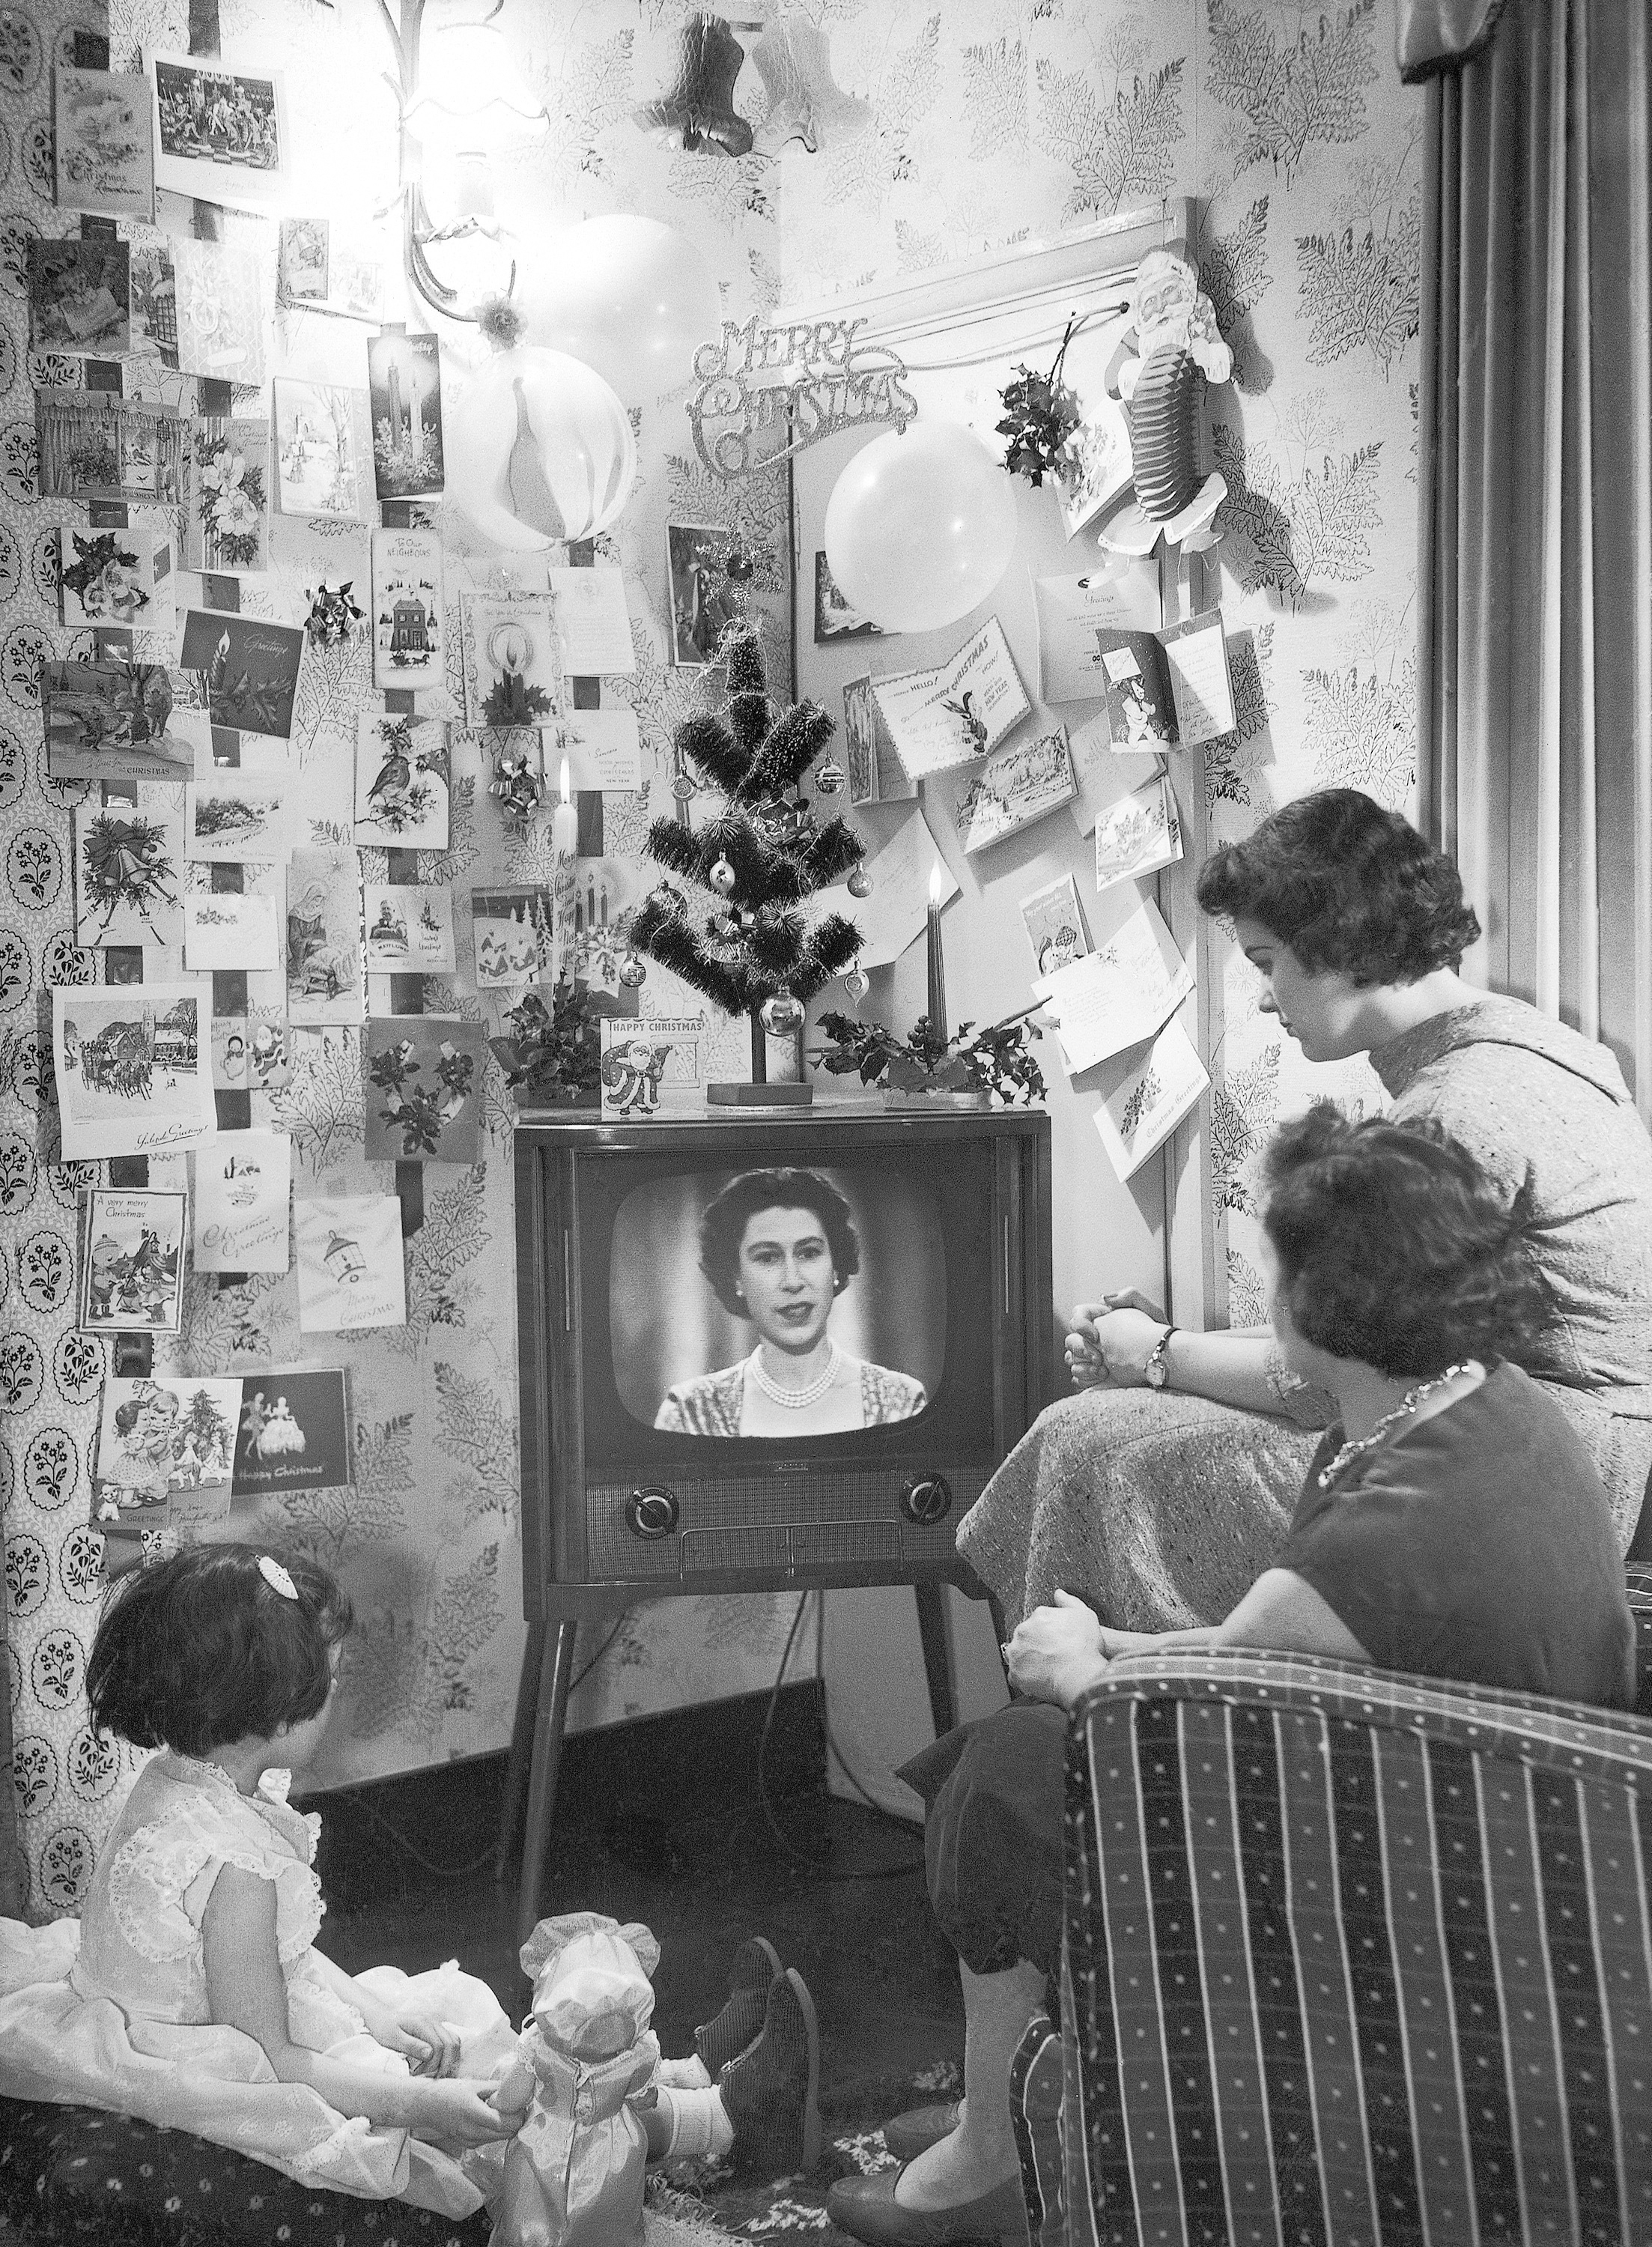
[899,1701,1066,1980]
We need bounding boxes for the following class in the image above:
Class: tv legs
[494,1616,547,1882]
[515,1619,580,1950]
[914,1582,957,1740]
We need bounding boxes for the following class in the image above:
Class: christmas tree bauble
[815,755,845,795]
[843,965,869,1001]
[709,855,737,894]
[619,955,647,988]
[762,991,804,1034]
[846,864,872,899]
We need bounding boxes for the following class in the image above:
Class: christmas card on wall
[1034,900,1194,1074]
[72,799,183,950]
[172,237,266,386]
[231,1369,350,1497]
[1092,1018,1210,1182]
[463,592,559,727]
[54,64,154,218]
[184,418,270,574]
[286,847,362,1025]
[92,1374,241,1550]
[54,985,214,1160]
[1093,773,1182,894]
[1087,610,1236,753]
[353,709,449,846]
[955,726,1075,855]
[362,1017,486,1163]
[472,886,556,990]
[814,807,958,971]
[871,617,1032,779]
[362,883,455,973]
[185,776,292,863]
[366,329,445,500]
[600,1015,708,1116]
[548,566,635,675]
[36,395,186,507]
[28,234,130,357]
[370,527,443,691]
[842,673,914,807]
[76,1187,187,1333]
[192,1130,291,1273]
[547,709,643,793]
[273,376,371,521]
[151,52,287,210]
[1018,872,1090,978]
[183,891,282,972]
[58,524,174,632]
[43,658,205,781]
[179,610,305,740]
[1033,568,1161,703]
[276,216,328,305]
[294,1197,406,1333]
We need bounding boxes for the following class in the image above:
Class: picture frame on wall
[666,522,745,667]
[151,53,287,208]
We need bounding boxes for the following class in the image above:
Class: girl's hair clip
[258,1555,299,1601]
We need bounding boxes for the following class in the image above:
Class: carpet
[646,2058,964,2245]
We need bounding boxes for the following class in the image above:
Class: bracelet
[1144,1324,1177,1390]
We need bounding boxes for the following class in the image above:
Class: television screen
[610,1164,946,1440]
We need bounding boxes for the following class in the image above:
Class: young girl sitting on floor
[0,1544,819,2220]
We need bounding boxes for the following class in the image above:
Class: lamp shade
[446,345,637,551]
[404,18,547,142]
[824,422,1019,634]
[519,216,721,405]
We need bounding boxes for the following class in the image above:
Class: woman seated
[829,1108,1636,2247]
[959,789,1652,1641]
[655,1168,926,1437]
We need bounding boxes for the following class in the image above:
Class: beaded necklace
[749,1341,840,1410]
[1316,1362,1476,1490]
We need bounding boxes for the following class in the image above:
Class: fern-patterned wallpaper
[2,0,1420,1911]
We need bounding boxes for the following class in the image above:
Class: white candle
[552,756,579,857]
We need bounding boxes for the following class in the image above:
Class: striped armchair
[1015,1625,1652,2247]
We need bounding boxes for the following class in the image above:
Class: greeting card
[55,986,215,1160]
[842,674,914,807]
[129,242,177,366]
[1093,773,1183,895]
[286,848,362,1025]
[472,886,556,990]
[36,395,186,506]
[54,64,154,219]
[43,659,206,782]
[231,1369,351,1496]
[183,891,282,972]
[28,235,130,357]
[185,777,291,863]
[370,527,443,690]
[1092,1019,1211,1183]
[547,567,636,674]
[294,1196,406,1333]
[93,1374,241,1546]
[464,593,559,728]
[1033,568,1160,704]
[172,237,266,386]
[151,53,288,209]
[73,800,183,950]
[872,619,1032,780]
[185,418,270,574]
[367,328,444,500]
[363,883,456,972]
[193,1129,291,1273]
[1018,873,1090,978]
[600,1016,708,1117]
[353,710,450,847]
[58,524,174,632]
[813,808,959,971]
[212,1013,291,1093]
[955,727,1076,855]
[363,1017,486,1163]
[273,376,371,521]
[179,610,305,740]
[547,709,643,793]
[276,216,328,306]
[76,1188,187,1332]
[1033,900,1194,1074]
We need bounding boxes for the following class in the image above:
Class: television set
[514,1107,1054,1622]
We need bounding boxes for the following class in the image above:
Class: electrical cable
[333,1786,498,1883]
[753,1591,926,1881]
[893,302,1132,375]
[569,1618,625,1695]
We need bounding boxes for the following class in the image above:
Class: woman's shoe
[882,2101,963,2162]
[827,2166,1027,2247]
[720,1967,822,2176]
[694,1934,784,2076]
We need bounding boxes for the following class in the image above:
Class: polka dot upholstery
[0,2100,494,2247]
[1056,1636,1652,2245]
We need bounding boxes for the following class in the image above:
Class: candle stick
[926,861,947,1051]
[552,756,580,857]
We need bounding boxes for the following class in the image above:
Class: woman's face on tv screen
[737,1206,836,1350]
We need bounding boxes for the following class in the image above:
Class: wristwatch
[1144,1325,1178,1391]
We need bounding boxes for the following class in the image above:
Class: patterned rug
[645,2058,963,2246]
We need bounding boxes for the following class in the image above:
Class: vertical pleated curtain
[1414,0,1652,1122]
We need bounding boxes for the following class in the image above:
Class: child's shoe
[719,1967,821,2177]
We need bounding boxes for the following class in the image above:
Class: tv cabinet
[499,1106,1054,1941]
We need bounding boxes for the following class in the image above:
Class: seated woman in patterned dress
[828,1109,1635,2247]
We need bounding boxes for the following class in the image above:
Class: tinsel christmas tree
[628,627,864,1077]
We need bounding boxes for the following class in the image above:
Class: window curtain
[1415,0,1652,1121]
[0,1595,19,1917]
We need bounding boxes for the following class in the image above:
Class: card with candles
[557,855,647,998]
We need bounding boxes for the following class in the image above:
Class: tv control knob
[626,1486,679,1540]
[900,1473,953,1526]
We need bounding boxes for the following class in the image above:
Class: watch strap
[1146,1325,1178,1388]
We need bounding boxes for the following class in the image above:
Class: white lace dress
[0,1753,517,2216]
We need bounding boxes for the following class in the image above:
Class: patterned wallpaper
[2,0,1421,1915]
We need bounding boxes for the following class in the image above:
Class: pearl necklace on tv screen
[750,1342,839,1410]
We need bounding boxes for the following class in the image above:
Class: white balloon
[446,345,637,551]
[824,422,1018,634]
[519,216,722,406]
